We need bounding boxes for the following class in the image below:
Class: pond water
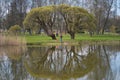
[0,43,120,80]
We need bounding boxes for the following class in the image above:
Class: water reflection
[0,43,120,80]
[24,45,98,79]
[0,46,27,80]
[24,44,120,80]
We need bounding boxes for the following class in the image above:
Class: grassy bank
[24,33,120,45]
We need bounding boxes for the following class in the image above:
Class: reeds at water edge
[0,34,26,46]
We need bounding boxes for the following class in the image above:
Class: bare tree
[5,0,29,29]
[0,0,11,30]
[101,0,114,34]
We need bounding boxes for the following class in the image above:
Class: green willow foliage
[9,25,21,34]
[23,4,96,39]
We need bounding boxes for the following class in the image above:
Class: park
[0,0,120,80]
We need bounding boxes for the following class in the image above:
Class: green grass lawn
[24,33,120,45]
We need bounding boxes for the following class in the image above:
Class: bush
[109,25,116,33]
[116,28,120,34]
[9,25,21,35]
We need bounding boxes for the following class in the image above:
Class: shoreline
[26,40,120,46]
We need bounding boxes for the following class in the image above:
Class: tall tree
[86,0,115,34]
[23,6,57,39]
[6,0,18,29]
[101,0,114,34]
[0,0,11,30]
[58,4,96,39]
[5,0,29,29]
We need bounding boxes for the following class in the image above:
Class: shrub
[9,25,21,35]
[116,27,120,34]
[109,25,116,33]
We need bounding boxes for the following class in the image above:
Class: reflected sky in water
[110,52,120,80]
[0,43,120,80]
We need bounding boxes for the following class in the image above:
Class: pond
[0,42,120,80]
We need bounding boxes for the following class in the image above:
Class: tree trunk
[37,28,41,34]
[70,33,75,39]
[27,29,32,35]
[50,33,56,40]
[89,31,93,37]
[101,0,114,34]
[42,27,56,40]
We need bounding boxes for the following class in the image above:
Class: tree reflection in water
[0,44,120,80]
[0,46,27,80]
[24,44,104,80]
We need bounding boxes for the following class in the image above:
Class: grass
[1,32,119,46]
[24,33,120,45]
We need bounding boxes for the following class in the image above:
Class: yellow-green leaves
[110,25,116,33]
[9,25,21,35]
[23,6,55,30]
[57,4,96,33]
[23,4,96,38]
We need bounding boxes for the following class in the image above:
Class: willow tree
[24,46,98,79]
[9,25,21,35]
[24,4,96,40]
[23,6,57,39]
[81,13,96,36]
[57,4,96,39]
